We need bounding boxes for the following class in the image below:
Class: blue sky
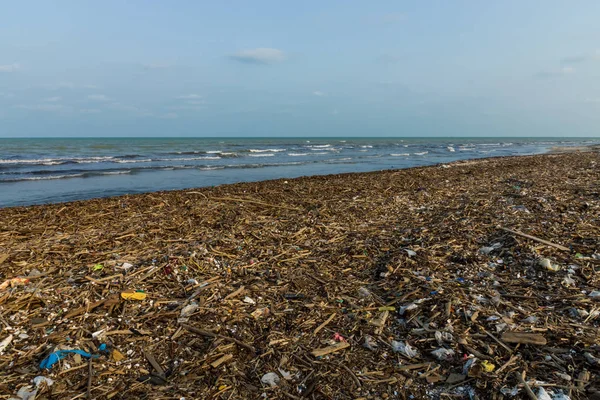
[1,1,599,137]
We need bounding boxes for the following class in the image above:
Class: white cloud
[169,104,205,111]
[177,94,202,99]
[87,94,111,102]
[43,96,62,102]
[0,63,20,72]
[313,91,325,96]
[230,48,285,64]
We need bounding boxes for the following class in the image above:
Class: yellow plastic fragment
[481,360,495,372]
[120,290,147,301]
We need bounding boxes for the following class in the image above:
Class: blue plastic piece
[39,349,98,369]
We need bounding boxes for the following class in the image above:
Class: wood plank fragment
[501,332,547,345]
[210,354,233,368]
[310,341,350,357]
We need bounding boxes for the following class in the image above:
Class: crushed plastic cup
[538,258,561,272]
[260,372,280,387]
[431,348,455,361]
[391,340,418,358]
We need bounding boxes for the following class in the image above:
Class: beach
[0,151,599,399]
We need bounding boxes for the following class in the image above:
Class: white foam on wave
[414,151,429,156]
[390,153,410,157]
[0,156,114,165]
[447,146,455,152]
[115,159,153,163]
[249,148,286,153]
[11,174,85,182]
[100,170,132,175]
[360,145,373,148]
[306,144,331,148]
[288,153,308,156]
[248,153,275,157]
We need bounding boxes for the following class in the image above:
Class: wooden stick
[314,313,335,334]
[181,323,256,353]
[143,350,165,377]
[501,227,570,252]
[86,357,93,399]
[515,371,538,400]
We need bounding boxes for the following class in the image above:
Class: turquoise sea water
[0,137,598,208]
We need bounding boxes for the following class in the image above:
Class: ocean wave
[248,148,286,153]
[248,153,275,157]
[0,156,115,166]
[390,153,410,156]
[114,159,154,163]
[306,144,331,148]
[1,173,85,182]
[447,146,455,152]
[360,145,373,148]
[288,153,309,156]
[100,170,132,175]
[414,151,429,156]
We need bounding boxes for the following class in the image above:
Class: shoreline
[0,151,599,399]
[2,145,598,211]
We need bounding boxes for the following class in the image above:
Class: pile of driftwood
[0,151,599,399]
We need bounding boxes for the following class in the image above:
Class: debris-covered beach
[0,150,599,399]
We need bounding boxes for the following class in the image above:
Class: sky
[1,1,599,137]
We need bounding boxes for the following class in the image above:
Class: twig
[181,323,256,353]
[501,227,570,252]
[338,363,361,388]
[87,357,93,399]
[515,371,538,400]
[314,313,335,334]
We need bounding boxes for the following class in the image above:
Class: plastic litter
[243,296,256,305]
[260,372,280,387]
[0,334,13,353]
[12,376,54,400]
[480,360,495,372]
[538,258,561,272]
[120,290,147,300]
[363,335,378,351]
[431,348,455,361]
[178,302,199,323]
[405,249,417,257]
[39,349,97,369]
[0,277,30,290]
[391,340,418,358]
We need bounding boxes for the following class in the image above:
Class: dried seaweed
[0,151,599,399]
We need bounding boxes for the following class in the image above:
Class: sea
[1,137,598,208]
